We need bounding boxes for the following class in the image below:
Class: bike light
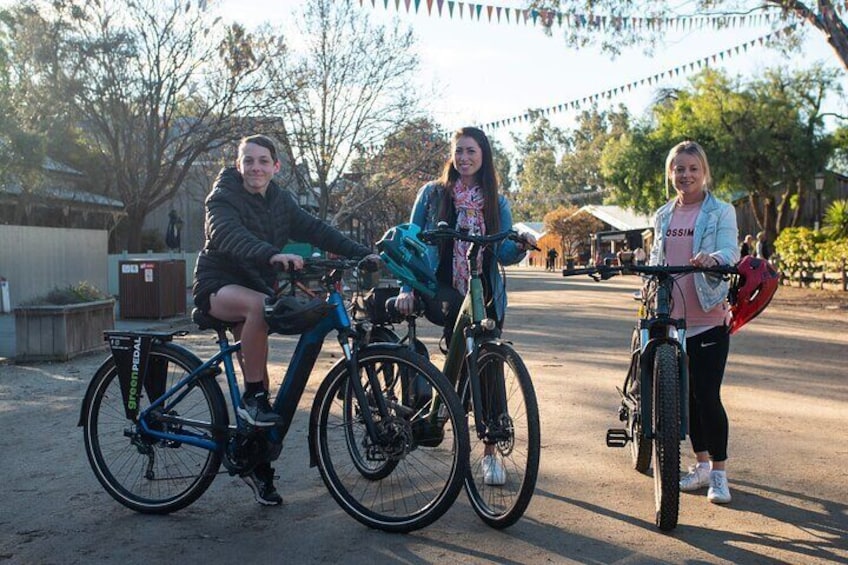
[481,318,496,330]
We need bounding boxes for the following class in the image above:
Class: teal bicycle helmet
[376,223,438,297]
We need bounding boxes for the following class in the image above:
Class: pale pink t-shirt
[665,201,728,331]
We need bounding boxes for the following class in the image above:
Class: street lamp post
[814,172,825,231]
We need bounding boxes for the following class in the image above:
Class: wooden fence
[776,259,848,291]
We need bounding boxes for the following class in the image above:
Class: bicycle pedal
[606,428,629,448]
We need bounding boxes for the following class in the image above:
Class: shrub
[21,281,110,306]
[823,199,848,240]
[774,227,823,273]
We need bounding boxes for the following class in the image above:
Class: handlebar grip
[562,267,601,277]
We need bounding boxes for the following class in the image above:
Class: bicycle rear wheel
[461,342,540,529]
[311,344,469,533]
[627,329,651,473]
[652,343,681,531]
[81,343,227,514]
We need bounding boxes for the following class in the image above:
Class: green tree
[601,67,838,241]
[511,107,633,221]
[823,199,848,239]
[560,105,632,204]
[4,0,274,251]
[510,116,569,220]
[0,4,86,223]
[527,1,848,71]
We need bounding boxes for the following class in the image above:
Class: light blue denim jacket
[648,192,739,312]
[402,182,526,321]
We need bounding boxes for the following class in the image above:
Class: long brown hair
[436,127,500,233]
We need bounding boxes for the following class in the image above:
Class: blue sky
[213,0,847,148]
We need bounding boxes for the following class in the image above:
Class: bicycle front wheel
[81,343,227,514]
[461,342,540,529]
[311,344,469,533]
[652,343,681,531]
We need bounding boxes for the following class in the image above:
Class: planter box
[14,299,115,363]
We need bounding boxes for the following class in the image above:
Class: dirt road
[1,268,846,564]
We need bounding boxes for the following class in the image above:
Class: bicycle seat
[384,295,425,323]
[192,308,238,332]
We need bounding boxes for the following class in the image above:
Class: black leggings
[685,326,731,462]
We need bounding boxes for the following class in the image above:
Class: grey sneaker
[707,471,732,504]
[242,464,282,506]
[238,391,282,427]
[679,464,711,491]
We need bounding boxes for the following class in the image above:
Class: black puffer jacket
[194,167,371,297]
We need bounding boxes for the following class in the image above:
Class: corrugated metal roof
[579,205,652,231]
[0,184,124,208]
[513,221,544,238]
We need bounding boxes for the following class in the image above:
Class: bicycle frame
[565,260,737,442]
[636,271,689,441]
[440,238,502,440]
[131,263,394,457]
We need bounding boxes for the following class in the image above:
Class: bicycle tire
[652,343,681,531]
[461,342,540,529]
[627,329,651,474]
[311,344,469,533]
[81,343,227,514]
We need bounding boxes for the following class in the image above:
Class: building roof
[579,205,652,231]
[0,184,124,209]
[513,221,544,238]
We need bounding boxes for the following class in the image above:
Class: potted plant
[14,281,115,362]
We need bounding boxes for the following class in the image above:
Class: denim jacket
[403,182,526,321]
[648,191,739,312]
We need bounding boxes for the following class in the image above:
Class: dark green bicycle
[374,223,541,529]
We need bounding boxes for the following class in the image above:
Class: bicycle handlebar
[421,226,540,250]
[562,262,738,280]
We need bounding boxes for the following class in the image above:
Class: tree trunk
[124,213,147,253]
[785,0,848,71]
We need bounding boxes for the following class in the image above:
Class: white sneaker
[707,471,732,504]
[679,464,711,491]
[481,454,506,486]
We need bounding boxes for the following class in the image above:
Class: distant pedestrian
[546,248,559,271]
[165,209,183,251]
[755,231,771,260]
[739,234,754,258]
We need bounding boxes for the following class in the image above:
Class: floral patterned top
[452,180,486,294]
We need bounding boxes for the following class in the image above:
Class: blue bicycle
[79,258,469,533]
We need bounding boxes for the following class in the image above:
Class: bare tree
[347,118,448,240]
[40,0,273,251]
[528,1,848,71]
[254,0,423,225]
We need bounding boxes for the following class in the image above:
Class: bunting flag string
[476,24,798,132]
[354,0,813,31]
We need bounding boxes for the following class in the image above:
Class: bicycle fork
[606,333,689,447]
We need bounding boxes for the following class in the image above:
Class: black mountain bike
[563,254,737,531]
